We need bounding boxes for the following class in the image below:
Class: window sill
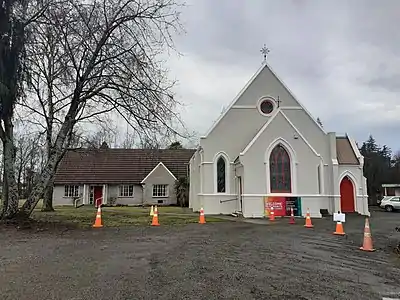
[117,196,134,198]
[152,196,168,198]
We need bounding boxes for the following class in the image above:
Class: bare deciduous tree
[19,5,73,211]
[0,0,49,217]
[120,130,137,149]
[15,0,184,218]
[83,125,119,149]
[15,133,41,198]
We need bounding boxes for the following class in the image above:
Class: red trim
[94,186,103,208]
[340,176,355,212]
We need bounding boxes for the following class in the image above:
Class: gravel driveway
[0,209,399,300]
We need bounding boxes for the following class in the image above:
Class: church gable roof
[336,137,359,165]
[240,109,320,157]
[201,62,326,139]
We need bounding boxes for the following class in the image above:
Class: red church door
[94,186,103,207]
[340,176,355,212]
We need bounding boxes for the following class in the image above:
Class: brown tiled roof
[53,148,196,184]
[336,137,359,165]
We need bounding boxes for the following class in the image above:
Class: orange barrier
[199,207,206,224]
[289,207,295,224]
[269,206,275,221]
[333,221,345,235]
[304,208,314,228]
[92,206,103,228]
[151,206,160,226]
[360,218,375,252]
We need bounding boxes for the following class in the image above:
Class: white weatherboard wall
[189,62,369,218]
[240,111,321,195]
[52,185,83,205]
[107,184,143,205]
[141,162,178,206]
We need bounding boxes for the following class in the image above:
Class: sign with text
[285,197,302,217]
[264,197,286,217]
[264,196,302,217]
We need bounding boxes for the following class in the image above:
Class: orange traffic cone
[269,206,275,221]
[333,221,345,235]
[289,207,295,224]
[151,206,160,226]
[92,206,103,228]
[360,217,375,252]
[304,208,314,228]
[199,207,206,224]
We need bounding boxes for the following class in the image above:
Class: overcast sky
[166,0,400,152]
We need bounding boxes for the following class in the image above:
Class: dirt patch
[0,209,399,300]
[0,218,78,232]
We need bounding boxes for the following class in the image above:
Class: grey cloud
[364,75,400,93]
[173,0,400,149]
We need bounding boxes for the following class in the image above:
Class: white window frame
[152,184,168,198]
[118,185,134,197]
[64,185,80,197]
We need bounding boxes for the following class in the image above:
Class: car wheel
[385,205,394,212]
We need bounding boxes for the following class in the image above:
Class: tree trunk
[2,120,19,218]
[17,165,22,199]
[41,185,54,212]
[18,106,78,217]
[41,133,55,211]
[1,172,9,218]
[42,77,55,212]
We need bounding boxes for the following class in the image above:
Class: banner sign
[285,197,302,217]
[264,197,286,216]
[264,196,302,217]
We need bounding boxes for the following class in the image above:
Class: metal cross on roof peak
[260,44,270,63]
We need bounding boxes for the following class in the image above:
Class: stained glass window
[270,145,291,193]
[217,157,226,193]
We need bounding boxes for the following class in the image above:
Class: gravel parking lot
[0,209,399,300]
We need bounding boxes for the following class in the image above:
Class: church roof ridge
[201,61,327,139]
[201,62,268,139]
[240,109,320,157]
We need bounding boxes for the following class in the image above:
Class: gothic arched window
[269,145,291,193]
[216,157,226,193]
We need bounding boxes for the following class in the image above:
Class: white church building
[189,60,370,218]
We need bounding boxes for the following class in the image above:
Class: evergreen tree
[168,141,183,149]
[359,135,393,203]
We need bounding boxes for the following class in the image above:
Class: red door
[94,186,103,207]
[340,177,355,212]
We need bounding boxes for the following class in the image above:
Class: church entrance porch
[340,176,355,213]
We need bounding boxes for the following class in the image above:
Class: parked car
[380,196,400,212]
[378,196,391,205]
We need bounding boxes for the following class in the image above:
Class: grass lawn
[31,205,227,228]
